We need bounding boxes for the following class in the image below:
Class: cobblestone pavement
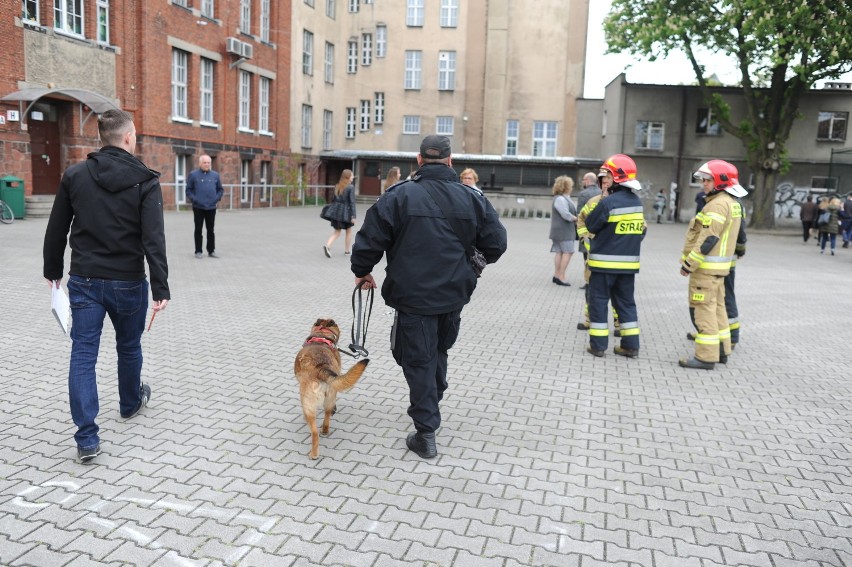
[1,206,851,567]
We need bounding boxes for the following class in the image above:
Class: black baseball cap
[420,135,452,159]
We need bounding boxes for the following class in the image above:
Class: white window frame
[696,108,721,136]
[505,120,519,156]
[440,0,458,27]
[54,0,83,36]
[361,33,372,66]
[438,51,456,91]
[374,92,384,124]
[347,41,358,73]
[376,24,387,58]
[96,0,109,44]
[635,120,665,150]
[260,161,271,202]
[301,104,312,148]
[324,42,335,83]
[346,107,356,139]
[200,0,215,19]
[326,0,335,18]
[175,154,188,205]
[239,0,251,34]
[259,77,271,134]
[173,0,187,6]
[200,58,215,125]
[240,160,251,203]
[403,115,420,135]
[303,30,314,75]
[406,0,424,26]
[360,100,370,131]
[533,121,558,157]
[23,0,39,23]
[171,49,189,120]
[323,110,333,150]
[260,0,270,42]
[404,50,422,90]
[348,0,359,13]
[817,111,848,141]
[436,116,454,136]
[239,70,252,131]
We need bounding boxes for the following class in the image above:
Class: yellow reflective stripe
[589,329,609,337]
[619,327,640,336]
[588,259,641,270]
[577,227,589,237]
[719,328,731,340]
[608,212,645,222]
[704,212,726,224]
[581,201,599,216]
[688,250,705,263]
[695,333,719,345]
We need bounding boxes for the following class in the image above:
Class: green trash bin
[0,175,25,219]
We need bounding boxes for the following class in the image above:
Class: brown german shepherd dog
[294,318,369,459]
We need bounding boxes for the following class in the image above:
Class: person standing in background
[799,195,817,244]
[383,167,401,194]
[186,154,224,259]
[549,176,578,286]
[460,168,480,190]
[324,169,357,257]
[654,189,667,223]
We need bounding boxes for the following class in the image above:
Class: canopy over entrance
[2,87,119,114]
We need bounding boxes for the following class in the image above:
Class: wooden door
[29,106,62,195]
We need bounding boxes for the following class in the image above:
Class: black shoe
[77,444,101,464]
[678,356,715,370]
[686,332,696,341]
[121,383,151,419]
[323,245,331,258]
[614,346,638,358]
[579,284,588,290]
[552,276,570,286]
[586,346,605,358]
[208,251,219,258]
[406,431,437,459]
[577,322,589,331]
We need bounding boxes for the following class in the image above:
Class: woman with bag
[323,170,357,257]
[549,175,579,286]
[818,197,841,255]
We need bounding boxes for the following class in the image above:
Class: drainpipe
[673,86,688,223]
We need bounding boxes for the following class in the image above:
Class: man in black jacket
[43,109,170,463]
[351,135,507,458]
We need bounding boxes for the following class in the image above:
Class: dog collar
[304,336,337,349]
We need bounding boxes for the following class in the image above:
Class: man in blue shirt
[186,154,224,258]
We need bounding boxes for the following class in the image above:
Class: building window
[360,100,371,131]
[96,0,109,43]
[346,107,356,139]
[811,176,838,190]
[635,120,664,150]
[361,33,372,66]
[347,41,358,73]
[239,70,252,130]
[438,51,456,91]
[239,0,251,34]
[696,108,720,135]
[374,92,384,124]
[304,0,314,6]
[175,154,188,205]
[326,0,335,18]
[436,116,454,136]
[303,30,314,75]
[22,0,39,22]
[376,24,387,58]
[323,110,333,150]
[324,42,335,83]
[349,0,359,13]
[301,104,313,148]
[404,50,422,89]
[240,160,251,203]
[54,0,83,36]
[259,77,271,133]
[200,0,214,18]
[171,49,189,120]
[200,58,215,124]
[173,0,187,6]
[260,161,271,202]
[817,111,848,141]
[260,0,270,42]
[403,115,420,135]
[406,0,424,26]
[505,120,519,155]
[532,121,558,157]
[440,0,458,27]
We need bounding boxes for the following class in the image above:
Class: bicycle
[0,199,14,224]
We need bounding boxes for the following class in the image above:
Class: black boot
[406,431,437,459]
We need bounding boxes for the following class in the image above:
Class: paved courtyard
[1,205,851,567]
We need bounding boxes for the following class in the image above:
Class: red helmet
[600,154,641,191]
[694,160,747,198]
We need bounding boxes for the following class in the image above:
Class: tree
[604,0,852,228]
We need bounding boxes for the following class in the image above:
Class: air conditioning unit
[240,42,253,59]
[226,37,242,55]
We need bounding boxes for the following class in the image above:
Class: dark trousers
[391,309,461,433]
[588,272,639,351]
[802,221,812,242]
[724,269,739,344]
[193,208,216,254]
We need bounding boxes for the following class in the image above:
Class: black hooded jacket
[43,146,170,300]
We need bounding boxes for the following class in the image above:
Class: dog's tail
[330,359,369,393]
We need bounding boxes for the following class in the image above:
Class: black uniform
[351,163,507,433]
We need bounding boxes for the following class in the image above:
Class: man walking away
[186,154,224,258]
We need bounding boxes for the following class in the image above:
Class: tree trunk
[750,167,779,229]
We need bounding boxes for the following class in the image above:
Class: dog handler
[350,135,507,459]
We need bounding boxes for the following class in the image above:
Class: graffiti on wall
[774,182,851,219]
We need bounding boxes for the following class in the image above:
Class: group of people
[799,193,852,255]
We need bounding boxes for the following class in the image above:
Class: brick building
[1,1,292,210]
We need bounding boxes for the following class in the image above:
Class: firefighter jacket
[576,194,602,240]
[585,186,646,274]
[681,191,742,276]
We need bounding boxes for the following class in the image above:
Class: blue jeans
[68,276,149,450]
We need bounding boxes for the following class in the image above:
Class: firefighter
[679,160,746,369]
[584,154,645,358]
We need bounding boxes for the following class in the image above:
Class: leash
[342,283,374,359]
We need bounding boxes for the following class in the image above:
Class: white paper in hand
[51,285,71,336]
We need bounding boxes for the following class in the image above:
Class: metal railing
[160,183,334,211]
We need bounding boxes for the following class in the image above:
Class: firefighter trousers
[724,268,739,344]
[688,271,730,362]
[588,272,638,352]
